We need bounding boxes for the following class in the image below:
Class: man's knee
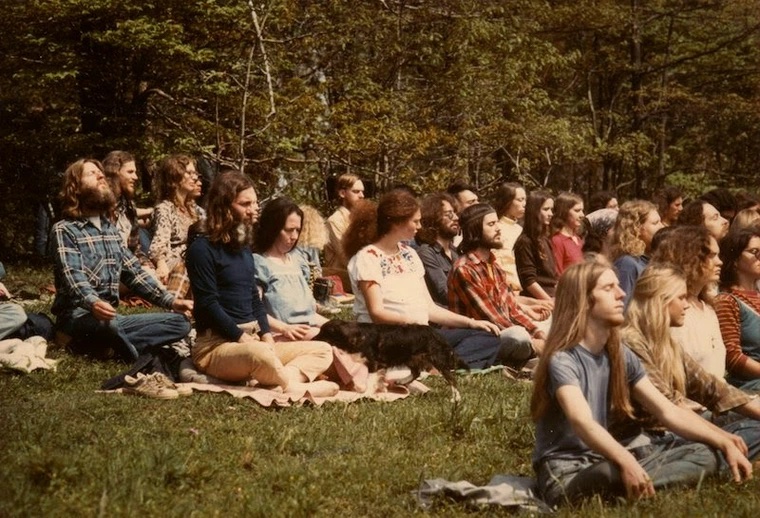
[497,326,533,365]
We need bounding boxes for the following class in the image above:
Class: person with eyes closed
[609,200,663,308]
[51,159,193,361]
[415,192,460,308]
[714,227,760,391]
[620,264,760,472]
[650,226,727,380]
[252,197,329,342]
[678,199,729,241]
[186,172,338,397]
[550,192,585,276]
[531,259,751,507]
[515,190,558,301]
[343,189,505,370]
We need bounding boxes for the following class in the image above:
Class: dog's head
[313,320,365,353]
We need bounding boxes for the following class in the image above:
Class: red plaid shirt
[447,251,537,334]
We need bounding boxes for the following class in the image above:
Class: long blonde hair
[610,200,657,260]
[621,265,688,396]
[531,259,634,422]
[298,205,328,250]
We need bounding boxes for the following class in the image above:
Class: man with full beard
[448,203,546,365]
[415,192,461,307]
[185,171,338,396]
[51,159,193,361]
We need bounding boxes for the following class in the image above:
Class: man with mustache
[448,203,547,367]
[102,150,156,281]
[414,193,461,308]
[51,158,193,361]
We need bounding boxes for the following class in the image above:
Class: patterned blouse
[149,200,205,269]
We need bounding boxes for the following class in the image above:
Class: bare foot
[287,380,339,398]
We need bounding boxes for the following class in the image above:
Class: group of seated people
[43,155,760,506]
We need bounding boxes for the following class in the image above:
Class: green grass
[3,266,760,516]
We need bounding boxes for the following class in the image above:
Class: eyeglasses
[442,210,458,221]
[743,248,760,260]
[185,172,200,182]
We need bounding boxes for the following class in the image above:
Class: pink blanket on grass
[175,376,429,407]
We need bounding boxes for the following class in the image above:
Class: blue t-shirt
[532,344,646,470]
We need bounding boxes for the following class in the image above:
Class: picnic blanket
[169,376,429,407]
[101,346,430,407]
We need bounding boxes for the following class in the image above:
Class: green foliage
[2,0,760,257]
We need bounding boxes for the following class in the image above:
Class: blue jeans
[436,328,501,369]
[0,302,27,340]
[61,308,191,361]
[536,434,720,507]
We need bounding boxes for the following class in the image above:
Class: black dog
[314,320,469,401]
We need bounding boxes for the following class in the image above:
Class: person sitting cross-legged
[185,171,338,397]
[620,264,760,465]
[448,203,546,367]
[531,259,752,507]
[51,159,193,361]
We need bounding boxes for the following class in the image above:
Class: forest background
[2,0,760,259]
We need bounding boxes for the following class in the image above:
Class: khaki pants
[192,322,333,386]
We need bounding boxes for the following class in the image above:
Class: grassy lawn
[2,266,760,516]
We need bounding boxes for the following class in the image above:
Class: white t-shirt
[347,243,430,324]
[670,301,726,380]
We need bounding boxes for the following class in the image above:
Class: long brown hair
[551,192,583,235]
[650,225,715,302]
[154,154,199,216]
[199,171,254,247]
[342,189,419,259]
[530,260,634,422]
[59,158,108,219]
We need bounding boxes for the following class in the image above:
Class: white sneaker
[123,373,179,400]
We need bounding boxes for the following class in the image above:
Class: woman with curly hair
[149,154,205,297]
[650,226,726,379]
[610,200,663,307]
[343,189,508,369]
[514,191,557,300]
[714,227,760,390]
[550,192,585,275]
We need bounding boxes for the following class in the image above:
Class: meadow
[2,265,760,517]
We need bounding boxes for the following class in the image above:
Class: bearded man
[51,159,193,361]
[102,150,153,258]
[448,203,546,364]
[185,171,337,395]
[415,192,461,307]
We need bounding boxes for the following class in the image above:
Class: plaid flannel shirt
[448,251,537,334]
[51,216,174,319]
